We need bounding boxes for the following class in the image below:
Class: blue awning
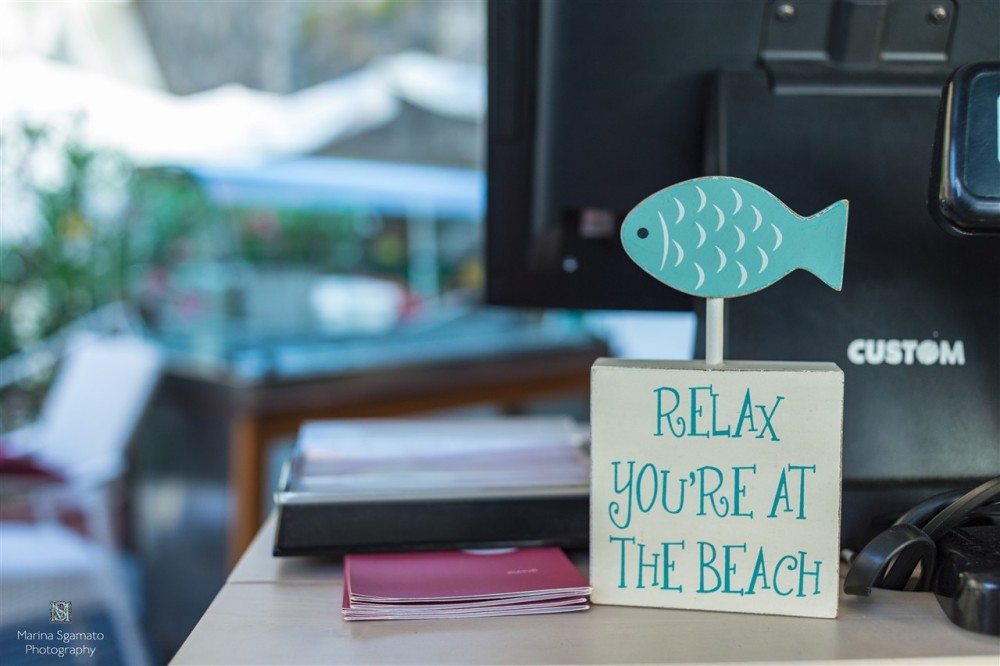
[185,157,484,220]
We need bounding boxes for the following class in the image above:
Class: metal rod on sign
[706,297,724,366]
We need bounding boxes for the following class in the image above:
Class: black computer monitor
[486,0,1000,548]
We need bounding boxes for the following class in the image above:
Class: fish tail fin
[805,200,849,291]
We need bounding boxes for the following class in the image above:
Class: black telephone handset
[929,61,1000,235]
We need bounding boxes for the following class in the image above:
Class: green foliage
[0,122,131,358]
[124,169,220,267]
[1,120,481,362]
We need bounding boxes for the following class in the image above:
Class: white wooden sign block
[590,359,844,619]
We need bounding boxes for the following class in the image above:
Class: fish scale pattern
[621,177,848,298]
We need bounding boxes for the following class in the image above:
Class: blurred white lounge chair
[0,333,163,666]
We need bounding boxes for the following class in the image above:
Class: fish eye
[637,227,649,239]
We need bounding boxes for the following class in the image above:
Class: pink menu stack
[342,547,591,621]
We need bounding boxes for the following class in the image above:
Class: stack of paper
[342,547,591,620]
[274,416,591,555]
[288,416,590,498]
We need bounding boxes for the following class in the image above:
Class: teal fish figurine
[621,177,848,298]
